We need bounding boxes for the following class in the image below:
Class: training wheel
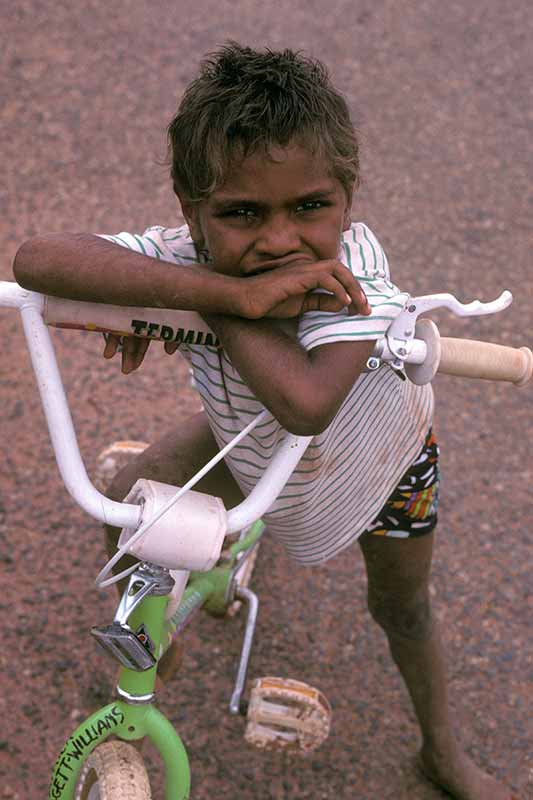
[226,542,260,617]
[93,440,149,491]
[245,677,331,753]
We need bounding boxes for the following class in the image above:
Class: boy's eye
[223,208,258,221]
[296,200,327,213]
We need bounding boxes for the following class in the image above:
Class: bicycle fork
[49,566,191,799]
[49,701,191,800]
[49,551,262,798]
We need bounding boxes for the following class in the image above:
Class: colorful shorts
[365,429,440,539]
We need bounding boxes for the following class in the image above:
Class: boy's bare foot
[419,743,517,800]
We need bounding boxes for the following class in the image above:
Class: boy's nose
[255,214,301,258]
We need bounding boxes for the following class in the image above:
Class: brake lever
[375,290,513,371]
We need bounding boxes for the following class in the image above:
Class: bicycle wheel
[75,741,151,800]
[93,440,149,492]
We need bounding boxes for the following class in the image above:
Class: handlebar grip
[404,319,532,387]
[438,337,532,386]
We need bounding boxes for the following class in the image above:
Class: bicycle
[0,280,530,799]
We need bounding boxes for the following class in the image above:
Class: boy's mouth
[245,256,314,276]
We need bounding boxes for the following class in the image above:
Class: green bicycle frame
[49,594,191,800]
[48,519,265,799]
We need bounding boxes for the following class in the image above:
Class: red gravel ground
[1,2,531,798]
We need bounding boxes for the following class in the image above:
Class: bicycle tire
[75,741,151,800]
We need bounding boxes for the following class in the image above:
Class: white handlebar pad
[439,337,533,387]
[43,295,219,348]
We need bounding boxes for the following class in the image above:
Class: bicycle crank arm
[229,587,259,715]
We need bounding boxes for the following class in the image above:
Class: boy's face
[180,143,352,277]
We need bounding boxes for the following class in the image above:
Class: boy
[13,43,513,800]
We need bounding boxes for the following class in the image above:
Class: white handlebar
[0,282,313,530]
[1,281,530,536]
[18,299,142,529]
[0,282,218,345]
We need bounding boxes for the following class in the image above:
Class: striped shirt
[101,223,434,564]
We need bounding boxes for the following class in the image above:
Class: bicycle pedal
[245,677,331,753]
[91,622,157,671]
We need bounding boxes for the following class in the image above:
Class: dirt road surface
[1,1,531,797]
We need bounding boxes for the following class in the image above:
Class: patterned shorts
[365,429,440,539]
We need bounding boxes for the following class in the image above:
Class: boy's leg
[103,411,244,684]
[104,410,244,589]
[358,531,513,800]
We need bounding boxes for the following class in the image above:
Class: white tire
[75,741,151,800]
[93,441,149,492]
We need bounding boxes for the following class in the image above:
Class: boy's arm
[13,233,248,315]
[203,313,376,436]
[13,234,369,319]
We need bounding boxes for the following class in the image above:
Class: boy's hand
[103,334,181,372]
[103,334,151,374]
[100,258,371,372]
[242,259,371,319]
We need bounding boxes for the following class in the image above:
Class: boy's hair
[167,42,360,203]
